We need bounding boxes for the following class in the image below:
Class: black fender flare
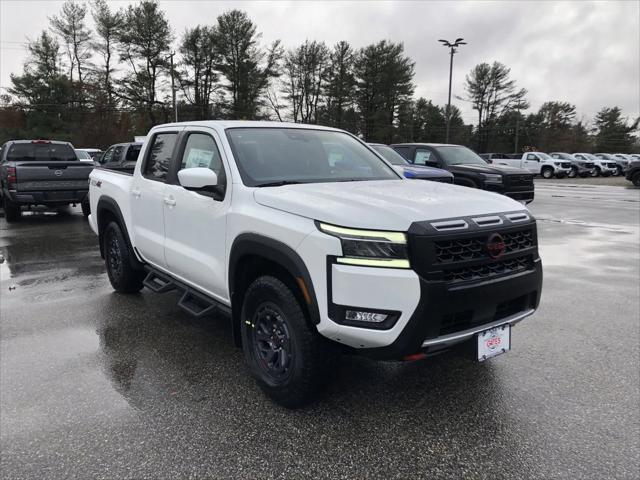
[96,196,143,269]
[229,233,321,327]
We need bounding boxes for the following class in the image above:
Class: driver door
[523,154,541,174]
[162,128,230,302]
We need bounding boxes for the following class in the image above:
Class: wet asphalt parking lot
[1,183,639,479]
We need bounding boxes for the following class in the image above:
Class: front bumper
[359,260,542,359]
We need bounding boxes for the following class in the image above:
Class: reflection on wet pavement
[1,189,639,479]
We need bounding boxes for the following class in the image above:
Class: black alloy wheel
[250,303,293,382]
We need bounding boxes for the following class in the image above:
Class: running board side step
[143,267,231,318]
[143,270,177,293]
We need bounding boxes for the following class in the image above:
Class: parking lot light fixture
[438,38,467,143]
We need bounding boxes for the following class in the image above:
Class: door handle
[132,189,142,198]
[163,196,176,207]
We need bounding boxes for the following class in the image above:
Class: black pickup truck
[391,143,535,204]
[0,140,94,222]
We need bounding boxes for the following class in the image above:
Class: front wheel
[568,168,577,178]
[541,167,554,179]
[103,221,144,293]
[632,172,640,187]
[592,167,601,177]
[241,276,337,408]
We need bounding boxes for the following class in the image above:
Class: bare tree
[465,61,528,150]
[282,40,329,123]
[49,0,92,85]
[178,26,219,119]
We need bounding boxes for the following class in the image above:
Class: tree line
[1,0,638,153]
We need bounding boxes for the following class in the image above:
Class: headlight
[554,162,561,166]
[318,223,410,268]
[481,173,502,183]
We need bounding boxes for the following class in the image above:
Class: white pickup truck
[495,152,572,179]
[88,121,543,407]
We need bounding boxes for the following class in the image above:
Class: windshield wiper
[255,180,305,187]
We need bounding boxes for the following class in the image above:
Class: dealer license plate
[477,325,510,361]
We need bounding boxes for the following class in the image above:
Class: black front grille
[507,174,533,186]
[585,162,595,168]
[561,162,571,168]
[435,228,533,263]
[443,255,532,283]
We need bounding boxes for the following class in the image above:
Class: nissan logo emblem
[486,233,506,259]
[54,170,63,176]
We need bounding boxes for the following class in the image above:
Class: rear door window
[143,133,178,182]
[126,145,141,162]
[7,143,76,161]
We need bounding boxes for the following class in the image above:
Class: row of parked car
[480,151,640,179]
[1,134,639,223]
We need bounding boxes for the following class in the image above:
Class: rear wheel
[4,198,21,223]
[541,167,554,179]
[81,201,90,217]
[241,275,337,408]
[104,221,144,293]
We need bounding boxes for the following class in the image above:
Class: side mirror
[178,167,218,192]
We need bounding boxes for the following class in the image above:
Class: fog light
[345,310,388,323]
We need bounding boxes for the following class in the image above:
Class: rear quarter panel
[89,169,134,243]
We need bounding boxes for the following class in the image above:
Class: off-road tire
[103,221,144,293]
[4,198,21,223]
[241,275,337,408]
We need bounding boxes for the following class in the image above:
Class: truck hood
[449,163,529,175]
[253,180,526,231]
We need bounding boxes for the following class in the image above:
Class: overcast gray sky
[1,0,638,125]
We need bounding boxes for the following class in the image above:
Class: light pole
[438,38,466,143]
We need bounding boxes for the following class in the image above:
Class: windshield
[435,146,487,166]
[75,149,92,160]
[8,142,77,162]
[370,144,408,166]
[226,128,400,186]
[552,153,573,160]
